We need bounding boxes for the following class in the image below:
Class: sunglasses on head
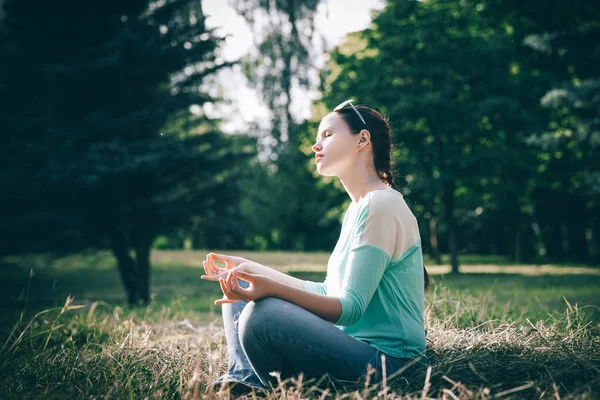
[334,99,369,130]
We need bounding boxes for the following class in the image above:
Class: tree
[322,0,557,271]
[521,0,600,264]
[0,0,253,304]
[230,0,345,252]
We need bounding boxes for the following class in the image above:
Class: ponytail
[381,168,397,190]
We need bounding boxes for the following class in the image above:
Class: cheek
[326,139,354,160]
[320,141,353,170]
[324,136,350,153]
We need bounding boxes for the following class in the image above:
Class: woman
[202,100,428,392]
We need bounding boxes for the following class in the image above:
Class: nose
[312,142,321,153]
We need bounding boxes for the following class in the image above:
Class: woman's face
[312,113,358,177]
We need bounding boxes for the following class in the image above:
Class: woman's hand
[215,269,277,305]
[201,252,249,282]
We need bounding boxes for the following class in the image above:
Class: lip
[315,154,324,163]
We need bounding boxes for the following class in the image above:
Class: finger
[215,298,240,305]
[204,258,218,275]
[209,252,228,261]
[219,278,229,297]
[220,278,237,300]
[227,270,235,291]
[231,271,239,293]
[209,252,230,269]
[216,285,245,304]
[207,253,220,272]
[201,275,219,281]
[203,260,213,276]
[218,279,242,304]
[228,271,239,295]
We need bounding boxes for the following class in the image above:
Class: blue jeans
[215,280,410,389]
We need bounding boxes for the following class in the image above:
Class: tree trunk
[443,181,460,274]
[135,232,152,305]
[428,216,442,264]
[514,229,521,264]
[565,203,590,263]
[110,229,139,304]
[590,218,600,265]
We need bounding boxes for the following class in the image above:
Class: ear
[358,129,371,146]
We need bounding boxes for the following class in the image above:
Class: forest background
[1,1,599,398]
[1,0,598,304]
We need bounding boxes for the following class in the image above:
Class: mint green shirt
[304,188,427,361]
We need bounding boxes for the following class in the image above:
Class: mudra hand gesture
[201,252,248,281]
[201,252,275,305]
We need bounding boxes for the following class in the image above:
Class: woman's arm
[244,262,307,289]
[204,252,308,289]
[217,270,341,323]
[269,279,341,322]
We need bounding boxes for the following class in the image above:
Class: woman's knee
[238,297,290,345]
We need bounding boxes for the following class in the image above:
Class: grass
[0,250,599,399]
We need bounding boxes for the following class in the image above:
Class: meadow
[0,250,599,399]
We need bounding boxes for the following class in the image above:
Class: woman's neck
[341,174,388,205]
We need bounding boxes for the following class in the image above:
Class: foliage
[230,0,346,251]
[0,0,254,303]
[1,0,599,310]
[520,0,600,263]
[320,0,599,268]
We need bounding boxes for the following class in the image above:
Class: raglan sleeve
[335,200,397,326]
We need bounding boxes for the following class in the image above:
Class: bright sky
[200,0,386,133]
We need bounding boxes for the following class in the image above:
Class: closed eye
[315,132,332,144]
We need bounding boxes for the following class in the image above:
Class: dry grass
[1,281,599,399]
[1,251,599,398]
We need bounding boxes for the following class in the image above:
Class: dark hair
[334,106,397,189]
[334,105,430,290]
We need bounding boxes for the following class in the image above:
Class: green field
[1,251,599,399]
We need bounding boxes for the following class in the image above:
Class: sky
[200,0,386,133]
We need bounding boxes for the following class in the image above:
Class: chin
[316,166,336,177]
[316,159,341,177]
